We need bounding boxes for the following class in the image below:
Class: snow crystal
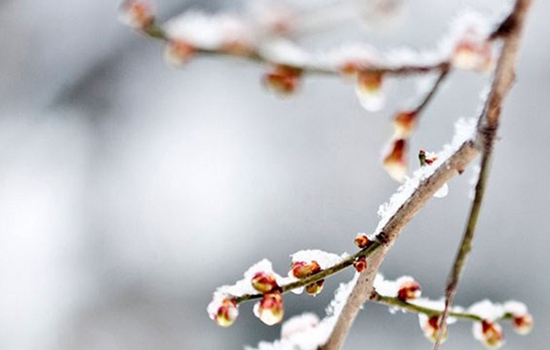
[257,38,312,66]
[281,313,320,340]
[467,300,505,321]
[503,300,528,317]
[164,12,254,50]
[290,249,347,269]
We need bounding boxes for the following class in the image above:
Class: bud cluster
[290,260,324,296]
[263,65,303,96]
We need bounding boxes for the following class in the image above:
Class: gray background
[0,0,548,349]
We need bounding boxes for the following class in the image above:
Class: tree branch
[322,2,532,348]
[434,0,533,348]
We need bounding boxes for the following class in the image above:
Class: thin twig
[370,292,514,323]
[433,1,532,348]
[141,23,448,77]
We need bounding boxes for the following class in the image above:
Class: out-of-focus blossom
[263,65,302,96]
[393,111,418,138]
[119,0,155,29]
[473,320,504,349]
[209,298,239,327]
[418,314,447,343]
[164,40,195,67]
[355,71,385,111]
[383,138,407,182]
[251,271,279,293]
[254,292,284,325]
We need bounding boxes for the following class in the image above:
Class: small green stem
[234,241,381,304]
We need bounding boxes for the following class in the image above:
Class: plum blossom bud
[251,271,279,294]
[354,233,370,249]
[355,71,385,112]
[164,40,195,67]
[473,320,504,349]
[339,62,365,80]
[305,280,324,296]
[290,261,321,279]
[119,0,155,29]
[512,313,533,335]
[393,111,418,138]
[263,65,302,96]
[383,138,407,182]
[254,292,284,326]
[353,256,367,273]
[451,40,493,72]
[213,298,239,327]
[418,314,447,343]
[397,278,421,301]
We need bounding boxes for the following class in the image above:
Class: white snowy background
[0,0,548,349]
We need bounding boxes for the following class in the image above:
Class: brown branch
[322,2,532,348]
[433,0,533,348]
[141,23,448,77]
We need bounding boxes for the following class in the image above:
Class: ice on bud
[452,40,493,72]
[353,256,367,273]
[119,0,154,29]
[397,278,421,301]
[251,271,279,294]
[263,65,302,96]
[473,320,504,349]
[164,40,195,67]
[354,233,370,249]
[419,314,448,343]
[254,292,284,326]
[512,313,533,335]
[355,71,385,112]
[383,138,408,182]
[305,280,324,296]
[290,261,321,279]
[213,298,239,327]
[393,111,418,138]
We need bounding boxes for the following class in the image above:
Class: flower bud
[393,111,418,138]
[263,65,302,96]
[383,138,407,182]
[255,292,284,326]
[305,280,324,296]
[353,256,367,273]
[214,298,239,327]
[419,314,448,343]
[164,40,195,67]
[354,233,370,249]
[512,313,533,335]
[473,320,504,349]
[339,62,364,80]
[397,279,421,301]
[451,40,493,72]
[355,71,384,112]
[251,271,279,294]
[290,261,321,279]
[119,0,155,29]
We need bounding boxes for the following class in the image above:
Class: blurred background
[0,0,548,349]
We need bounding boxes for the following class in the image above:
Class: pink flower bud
[305,280,324,296]
[451,40,493,72]
[353,256,367,273]
[290,261,321,279]
[512,313,533,335]
[354,233,370,249]
[251,271,279,294]
[119,0,155,29]
[339,62,363,80]
[263,65,302,96]
[419,314,448,343]
[473,320,504,349]
[393,111,418,138]
[397,279,421,301]
[355,71,385,111]
[214,298,239,327]
[164,40,195,67]
[383,138,408,182]
[255,292,284,326]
